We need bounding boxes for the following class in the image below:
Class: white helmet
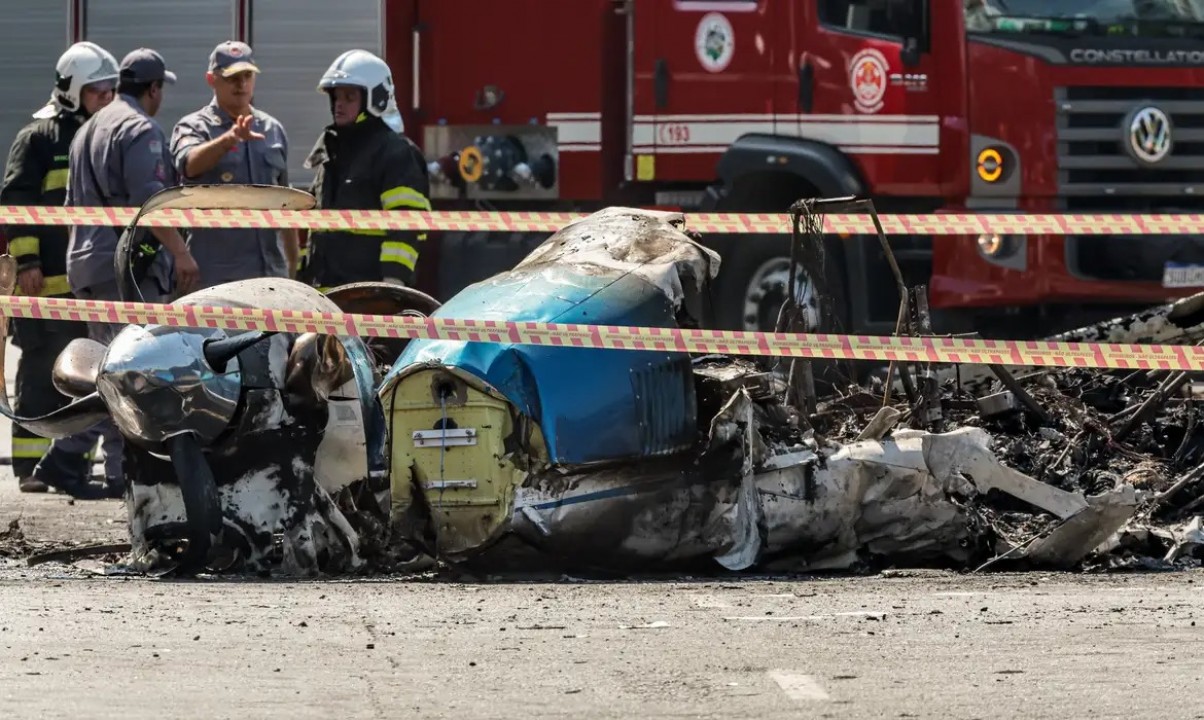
[381,102,405,133]
[34,42,120,118]
[317,49,395,119]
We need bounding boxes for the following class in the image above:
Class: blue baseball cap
[119,48,177,84]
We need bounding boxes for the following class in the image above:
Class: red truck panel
[632,1,783,182]
[408,0,621,200]
[632,1,955,197]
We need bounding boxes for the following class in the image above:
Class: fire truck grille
[1055,86,1204,197]
[1062,196,1204,283]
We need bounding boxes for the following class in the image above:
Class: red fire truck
[3,1,1203,338]
[396,0,1204,337]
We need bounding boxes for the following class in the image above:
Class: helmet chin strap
[326,87,369,126]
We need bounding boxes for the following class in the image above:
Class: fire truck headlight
[976,233,1025,263]
[977,233,1005,256]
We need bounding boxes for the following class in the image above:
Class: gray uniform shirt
[65,93,174,293]
[170,100,291,287]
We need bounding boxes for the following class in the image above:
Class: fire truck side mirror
[887,0,930,68]
[901,37,922,68]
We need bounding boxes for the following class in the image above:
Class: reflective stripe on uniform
[13,273,71,298]
[12,436,50,459]
[37,274,70,297]
[348,228,387,237]
[42,168,69,192]
[380,241,419,270]
[8,236,39,258]
[380,185,431,211]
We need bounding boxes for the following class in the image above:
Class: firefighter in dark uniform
[0,42,121,497]
[301,49,430,289]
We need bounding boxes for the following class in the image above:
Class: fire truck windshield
[965,0,1204,36]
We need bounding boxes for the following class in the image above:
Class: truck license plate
[1162,263,1204,288]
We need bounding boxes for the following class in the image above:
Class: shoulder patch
[149,139,162,155]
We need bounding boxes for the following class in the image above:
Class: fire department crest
[694,12,734,73]
[850,48,889,114]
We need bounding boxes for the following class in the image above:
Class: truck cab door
[803,0,942,193]
[631,0,786,183]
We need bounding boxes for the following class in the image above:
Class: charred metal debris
[6,189,1204,578]
[775,196,1204,573]
[370,201,1204,578]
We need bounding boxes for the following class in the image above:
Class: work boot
[17,476,49,493]
[60,479,112,501]
[31,448,108,500]
[33,472,111,501]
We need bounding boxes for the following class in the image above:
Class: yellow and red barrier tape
[2,294,1200,370]
[3,206,1204,234]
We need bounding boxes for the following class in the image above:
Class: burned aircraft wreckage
[3,185,1204,576]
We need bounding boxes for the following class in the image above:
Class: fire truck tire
[704,180,855,387]
[706,199,850,335]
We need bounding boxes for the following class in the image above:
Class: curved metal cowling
[382,207,720,466]
[96,324,243,448]
[114,184,317,303]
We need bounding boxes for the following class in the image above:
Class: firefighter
[964,0,1002,31]
[0,42,121,498]
[300,49,431,290]
[55,47,200,495]
[170,41,299,288]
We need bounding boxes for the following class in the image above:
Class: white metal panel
[248,0,383,188]
[0,1,69,169]
[84,0,234,139]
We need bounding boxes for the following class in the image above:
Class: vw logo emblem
[1126,106,1173,165]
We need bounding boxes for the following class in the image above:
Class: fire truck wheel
[707,230,850,334]
[703,176,855,388]
[705,175,839,332]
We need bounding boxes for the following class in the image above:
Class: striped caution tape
[3,293,1202,371]
[3,206,1204,235]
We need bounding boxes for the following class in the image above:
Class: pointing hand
[230,114,265,142]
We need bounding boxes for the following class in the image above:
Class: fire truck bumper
[930,232,1204,313]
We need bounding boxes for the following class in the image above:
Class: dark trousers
[35,277,170,484]
[11,315,95,480]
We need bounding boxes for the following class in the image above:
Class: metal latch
[412,428,478,447]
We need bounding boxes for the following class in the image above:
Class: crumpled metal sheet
[1017,485,1139,568]
[510,206,721,310]
[755,424,1137,572]
[412,377,1138,573]
[505,388,764,572]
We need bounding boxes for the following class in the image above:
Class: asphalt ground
[2,341,1203,720]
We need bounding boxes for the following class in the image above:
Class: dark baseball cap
[209,41,260,77]
[119,48,177,84]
